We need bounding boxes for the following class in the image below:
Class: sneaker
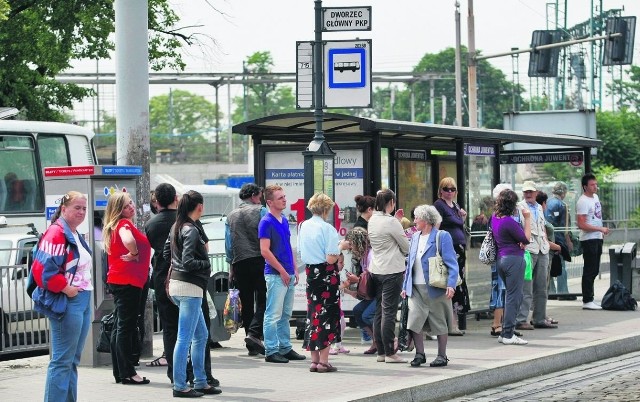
[501,335,528,345]
[583,301,603,310]
[385,354,408,363]
[497,336,503,343]
[336,346,350,354]
[376,355,386,362]
[329,348,338,355]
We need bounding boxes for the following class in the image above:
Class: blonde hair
[52,191,86,223]
[307,193,334,216]
[102,192,132,254]
[438,177,457,198]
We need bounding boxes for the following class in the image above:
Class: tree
[594,110,640,171]
[0,0,214,121]
[379,47,524,129]
[231,51,296,124]
[98,90,222,163]
[608,65,640,110]
[0,1,8,20]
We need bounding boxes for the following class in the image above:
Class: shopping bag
[397,297,411,351]
[524,250,533,281]
[96,312,115,353]
[223,287,242,334]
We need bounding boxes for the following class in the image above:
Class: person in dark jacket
[225,183,267,356]
[166,191,221,397]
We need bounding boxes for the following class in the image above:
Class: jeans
[497,255,525,339]
[517,252,550,325]
[172,296,208,392]
[109,284,143,380]
[353,298,376,329]
[44,290,91,402]
[263,274,295,357]
[581,239,603,303]
[232,257,267,338]
[371,272,403,356]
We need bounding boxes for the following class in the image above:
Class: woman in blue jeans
[166,191,221,397]
[32,191,92,401]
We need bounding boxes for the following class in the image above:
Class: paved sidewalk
[1,273,638,401]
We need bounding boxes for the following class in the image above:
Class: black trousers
[109,284,143,380]
[581,239,603,303]
[232,257,267,338]
[371,272,404,357]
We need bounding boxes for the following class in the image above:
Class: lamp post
[303,0,335,220]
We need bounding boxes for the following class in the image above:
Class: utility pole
[467,0,478,128]
[454,1,463,126]
[114,0,151,356]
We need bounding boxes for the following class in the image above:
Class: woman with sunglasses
[434,177,469,336]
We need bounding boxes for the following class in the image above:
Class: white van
[0,116,97,232]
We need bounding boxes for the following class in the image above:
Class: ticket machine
[43,165,141,367]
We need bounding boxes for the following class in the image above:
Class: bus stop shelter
[233,112,601,312]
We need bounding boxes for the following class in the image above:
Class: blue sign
[101,166,143,175]
[46,207,57,220]
[328,48,366,88]
[95,200,108,207]
[464,144,495,156]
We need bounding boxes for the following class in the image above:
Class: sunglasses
[442,187,457,193]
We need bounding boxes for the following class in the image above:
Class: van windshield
[1,135,41,214]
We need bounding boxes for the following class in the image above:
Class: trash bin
[207,271,231,343]
[609,242,637,293]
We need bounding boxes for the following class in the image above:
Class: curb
[351,333,640,402]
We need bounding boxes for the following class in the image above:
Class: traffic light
[528,30,562,77]
[603,16,636,66]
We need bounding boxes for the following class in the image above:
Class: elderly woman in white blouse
[402,204,459,368]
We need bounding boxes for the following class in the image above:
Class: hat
[239,183,263,200]
[552,181,568,196]
[522,181,537,192]
[492,183,512,199]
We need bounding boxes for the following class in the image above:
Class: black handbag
[550,253,562,277]
[96,312,115,353]
[397,297,411,351]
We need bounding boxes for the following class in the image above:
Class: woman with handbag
[167,191,221,397]
[491,189,531,345]
[103,192,152,385]
[433,177,469,336]
[342,227,377,354]
[368,189,410,364]
[31,191,92,401]
[298,193,351,373]
[401,205,459,367]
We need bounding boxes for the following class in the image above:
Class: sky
[69,0,640,126]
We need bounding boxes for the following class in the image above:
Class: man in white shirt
[576,173,610,310]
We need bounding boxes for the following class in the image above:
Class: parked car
[0,224,48,355]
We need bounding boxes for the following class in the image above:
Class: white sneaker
[583,301,603,310]
[385,354,408,363]
[501,335,528,345]
[497,336,503,343]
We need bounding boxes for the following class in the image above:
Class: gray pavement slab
[1,273,638,401]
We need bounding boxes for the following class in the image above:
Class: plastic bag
[524,250,532,281]
[397,297,411,351]
[223,287,242,334]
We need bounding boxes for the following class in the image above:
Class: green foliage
[595,110,640,170]
[0,0,9,20]
[0,0,194,121]
[381,47,523,128]
[608,65,640,110]
[231,51,296,124]
[98,90,222,162]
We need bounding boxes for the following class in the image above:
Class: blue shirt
[258,212,295,275]
[297,215,340,265]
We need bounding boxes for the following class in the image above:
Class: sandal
[429,355,449,367]
[145,352,168,367]
[490,326,502,337]
[316,362,338,373]
[309,361,319,372]
[410,352,426,367]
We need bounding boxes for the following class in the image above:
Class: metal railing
[0,259,50,356]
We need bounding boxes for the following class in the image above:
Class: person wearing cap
[515,181,555,330]
[225,183,268,356]
[544,182,574,297]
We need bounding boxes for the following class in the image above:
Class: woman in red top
[103,192,152,385]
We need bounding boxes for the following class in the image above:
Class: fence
[0,257,50,356]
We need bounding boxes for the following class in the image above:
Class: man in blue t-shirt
[258,185,306,363]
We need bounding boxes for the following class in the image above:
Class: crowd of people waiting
[29,172,609,400]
